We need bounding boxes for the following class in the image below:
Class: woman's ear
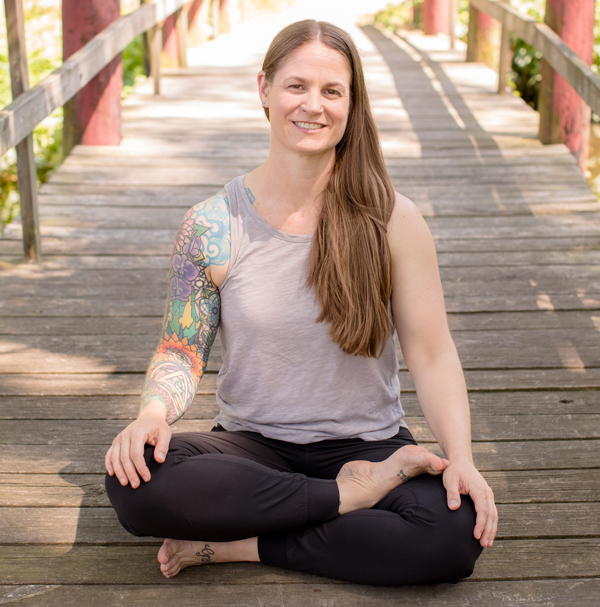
[257,71,269,108]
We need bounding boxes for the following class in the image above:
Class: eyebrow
[282,76,347,91]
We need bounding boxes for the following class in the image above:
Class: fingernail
[450,499,459,508]
[158,452,165,460]
[119,478,126,485]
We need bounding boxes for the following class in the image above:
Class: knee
[434,496,484,582]
[104,444,167,537]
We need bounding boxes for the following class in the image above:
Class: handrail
[0,0,188,156]
[470,0,600,115]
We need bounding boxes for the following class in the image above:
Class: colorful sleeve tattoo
[141,189,230,424]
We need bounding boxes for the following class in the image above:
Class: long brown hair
[262,20,396,357]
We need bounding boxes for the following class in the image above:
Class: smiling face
[258,41,352,158]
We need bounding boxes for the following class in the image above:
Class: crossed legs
[105,429,483,585]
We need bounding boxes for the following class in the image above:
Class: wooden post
[497,0,511,94]
[422,0,450,36]
[539,0,595,174]
[188,0,208,46]
[449,0,456,49]
[212,0,221,38]
[176,8,189,68]
[220,0,230,34]
[4,0,41,262]
[150,25,162,95]
[62,0,122,156]
[162,13,179,67]
[466,4,499,68]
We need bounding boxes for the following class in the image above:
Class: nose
[301,90,323,114]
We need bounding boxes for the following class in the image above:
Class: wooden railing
[468,0,600,119]
[1,0,222,262]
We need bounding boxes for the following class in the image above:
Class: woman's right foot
[336,445,449,515]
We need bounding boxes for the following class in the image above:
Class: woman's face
[259,41,352,158]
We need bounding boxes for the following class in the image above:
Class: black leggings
[105,426,483,585]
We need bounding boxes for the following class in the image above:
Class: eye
[324,89,340,96]
[289,84,303,90]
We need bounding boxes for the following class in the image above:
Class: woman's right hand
[105,402,172,489]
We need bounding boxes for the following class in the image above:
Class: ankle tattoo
[196,544,215,564]
[397,469,413,483]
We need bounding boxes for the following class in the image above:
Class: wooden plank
[1,310,599,335]
[0,541,598,583]
[15,328,600,368]
[0,503,598,544]
[2,469,598,508]
[1,413,598,445]
[4,231,600,257]
[2,390,598,420]
[1,440,598,474]
[1,580,599,607]
[2,368,600,396]
[29,203,600,232]
[3,328,600,372]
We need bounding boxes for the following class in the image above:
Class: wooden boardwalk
[1,12,600,606]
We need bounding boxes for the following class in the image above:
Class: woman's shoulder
[174,188,231,270]
[388,191,428,238]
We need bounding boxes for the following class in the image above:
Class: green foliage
[121,35,148,96]
[373,2,418,31]
[509,40,542,109]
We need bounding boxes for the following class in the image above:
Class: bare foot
[157,537,259,578]
[336,445,449,515]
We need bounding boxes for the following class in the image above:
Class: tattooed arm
[105,190,231,488]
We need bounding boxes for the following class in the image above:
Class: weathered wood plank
[1,503,596,543]
[0,541,598,583]
[2,310,599,335]
[2,368,600,396]
[1,414,598,445]
[1,440,597,474]
[2,327,600,372]
[1,580,600,607]
[2,469,597,508]
[2,390,598,420]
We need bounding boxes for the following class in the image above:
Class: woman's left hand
[443,459,498,548]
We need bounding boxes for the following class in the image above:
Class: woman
[105,19,497,585]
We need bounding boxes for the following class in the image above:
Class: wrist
[139,398,168,420]
[444,449,474,465]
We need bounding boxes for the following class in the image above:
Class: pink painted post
[62,0,121,155]
[422,0,450,36]
[539,0,595,173]
[162,13,179,67]
[188,0,206,46]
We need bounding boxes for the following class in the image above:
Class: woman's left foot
[157,537,259,578]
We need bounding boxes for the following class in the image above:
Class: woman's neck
[252,148,335,213]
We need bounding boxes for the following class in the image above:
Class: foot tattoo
[196,544,214,564]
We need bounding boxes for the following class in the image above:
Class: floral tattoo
[142,190,230,424]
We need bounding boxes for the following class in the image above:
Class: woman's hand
[443,459,498,548]
[105,402,172,489]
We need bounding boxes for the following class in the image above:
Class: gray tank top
[213,175,406,444]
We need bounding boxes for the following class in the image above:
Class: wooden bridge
[1,2,600,605]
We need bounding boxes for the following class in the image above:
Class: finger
[472,490,489,542]
[154,426,171,464]
[130,437,151,484]
[105,445,115,476]
[119,438,141,489]
[482,491,498,547]
[444,473,461,510]
[109,440,129,487]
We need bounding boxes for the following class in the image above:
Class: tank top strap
[221,174,247,291]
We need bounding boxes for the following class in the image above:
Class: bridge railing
[1,0,222,262]
[467,0,600,173]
